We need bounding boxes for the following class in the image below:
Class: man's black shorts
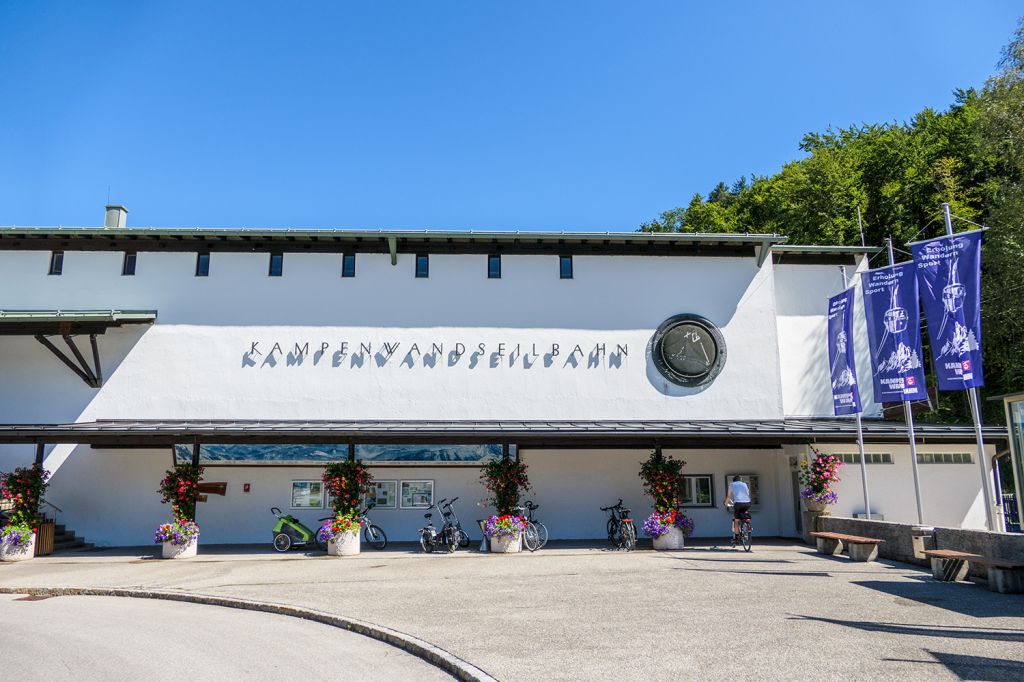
[732,502,751,520]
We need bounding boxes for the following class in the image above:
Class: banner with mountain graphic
[860,262,927,402]
[827,288,862,415]
[910,229,984,390]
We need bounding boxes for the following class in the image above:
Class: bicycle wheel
[364,524,387,550]
[445,528,459,553]
[535,522,549,548]
[742,522,752,552]
[620,523,637,551]
[419,533,432,553]
[523,523,540,552]
[457,527,471,548]
[273,533,292,553]
[606,517,616,542]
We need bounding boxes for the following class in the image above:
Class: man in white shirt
[724,475,751,547]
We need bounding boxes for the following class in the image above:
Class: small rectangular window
[195,253,210,277]
[290,481,324,509]
[559,255,573,279]
[48,251,64,275]
[269,252,284,277]
[680,475,715,507]
[488,254,501,279]
[122,252,137,276]
[415,253,429,278]
[342,253,356,278]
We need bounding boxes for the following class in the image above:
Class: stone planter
[328,530,360,556]
[488,533,522,553]
[0,533,36,562]
[161,537,198,559]
[802,499,827,513]
[652,525,686,550]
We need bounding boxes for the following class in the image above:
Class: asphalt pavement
[1,540,1023,681]
[0,593,452,681]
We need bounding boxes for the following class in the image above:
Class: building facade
[0,214,1004,545]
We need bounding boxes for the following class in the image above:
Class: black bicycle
[440,497,471,548]
[601,499,636,551]
[727,502,753,552]
[419,499,459,553]
[319,501,387,551]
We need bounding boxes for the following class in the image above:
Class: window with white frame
[838,453,893,465]
[917,452,973,464]
[290,480,324,509]
[681,475,714,507]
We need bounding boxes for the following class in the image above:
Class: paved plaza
[1,540,1022,681]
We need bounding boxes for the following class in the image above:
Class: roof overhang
[0,310,157,336]
[0,227,788,258]
[0,418,1007,449]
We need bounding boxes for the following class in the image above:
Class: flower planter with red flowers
[154,520,200,559]
[0,464,49,563]
[320,462,373,557]
[638,449,693,551]
[318,513,362,557]
[484,514,526,553]
[156,465,203,558]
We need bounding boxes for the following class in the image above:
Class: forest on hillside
[641,20,1024,424]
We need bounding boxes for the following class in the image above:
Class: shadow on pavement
[675,567,831,577]
[851,580,1024,619]
[883,651,1024,681]
[789,614,1024,643]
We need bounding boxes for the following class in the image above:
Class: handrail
[40,499,63,514]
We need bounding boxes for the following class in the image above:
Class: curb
[0,586,498,682]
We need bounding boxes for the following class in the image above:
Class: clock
[652,314,727,387]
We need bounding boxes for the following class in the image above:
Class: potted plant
[799,448,844,512]
[0,464,49,562]
[639,449,689,550]
[480,457,530,553]
[156,464,203,559]
[320,460,373,557]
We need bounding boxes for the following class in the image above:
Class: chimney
[104,204,128,228]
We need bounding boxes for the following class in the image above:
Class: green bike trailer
[270,507,323,552]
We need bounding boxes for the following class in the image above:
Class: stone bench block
[848,542,878,562]
[815,536,842,555]
[988,567,1024,594]
[930,557,968,582]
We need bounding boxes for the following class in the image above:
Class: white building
[0,207,1005,546]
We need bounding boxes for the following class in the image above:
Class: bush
[159,465,204,522]
[480,457,530,515]
[322,460,373,517]
[317,512,361,543]
[0,464,50,529]
[0,522,35,548]
[154,520,200,546]
[484,514,527,539]
[638,449,686,513]
[798,448,844,505]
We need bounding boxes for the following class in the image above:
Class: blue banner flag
[860,262,927,403]
[910,230,984,390]
[827,288,862,415]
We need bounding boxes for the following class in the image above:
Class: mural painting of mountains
[174,443,501,463]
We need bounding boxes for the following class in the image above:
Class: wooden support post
[191,441,201,468]
[35,443,45,466]
[348,443,356,462]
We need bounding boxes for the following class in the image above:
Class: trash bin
[477,519,489,552]
[910,526,935,560]
[34,521,55,556]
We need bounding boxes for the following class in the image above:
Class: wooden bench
[809,531,883,562]
[923,549,1024,594]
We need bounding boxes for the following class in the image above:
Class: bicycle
[440,497,471,548]
[519,501,548,552]
[419,499,459,553]
[601,499,636,551]
[727,502,753,552]
[318,501,388,551]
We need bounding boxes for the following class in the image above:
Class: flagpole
[841,265,871,520]
[887,237,925,524]
[942,202,996,531]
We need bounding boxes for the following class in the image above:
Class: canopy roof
[0,418,1006,448]
[0,310,157,335]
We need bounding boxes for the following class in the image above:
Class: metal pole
[841,265,871,519]
[857,206,866,247]
[942,202,995,531]
[887,237,925,524]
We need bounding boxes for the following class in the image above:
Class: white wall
[796,443,997,530]
[47,446,796,546]
[774,260,879,418]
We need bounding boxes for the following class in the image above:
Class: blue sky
[0,2,1020,231]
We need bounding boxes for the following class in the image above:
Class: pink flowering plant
[154,520,200,546]
[798,448,844,505]
[317,512,361,544]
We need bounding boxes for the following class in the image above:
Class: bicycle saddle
[424,513,432,520]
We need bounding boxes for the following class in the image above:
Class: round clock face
[652,314,727,387]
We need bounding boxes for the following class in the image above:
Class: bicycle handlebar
[600,499,624,511]
[271,507,282,516]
